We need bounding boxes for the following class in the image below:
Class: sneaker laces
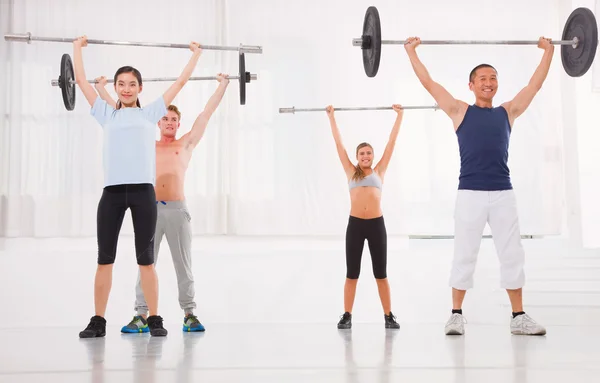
[127,316,144,326]
[148,316,164,327]
[448,313,467,326]
[85,318,105,331]
[516,313,538,327]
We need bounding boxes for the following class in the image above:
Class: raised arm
[502,37,554,125]
[404,37,467,127]
[181,73,230,149]
[73,36,98,107]
[374,105,403,178]
[94,76,117,108]
[326,106,355,177]
[162,42,202,106]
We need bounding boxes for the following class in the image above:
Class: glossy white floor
[0,235,599,382]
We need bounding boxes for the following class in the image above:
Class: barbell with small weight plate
[4,32,263,54]
[354,6,598,78]
[279,105,440,113]
[56,53,256,111]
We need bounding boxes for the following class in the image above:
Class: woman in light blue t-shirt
[73,35,202,338]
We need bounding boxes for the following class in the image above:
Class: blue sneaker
[121,315,149,333]
[183,314,205,332]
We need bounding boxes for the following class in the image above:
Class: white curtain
[1,0,569,237]
[1,0,229,236]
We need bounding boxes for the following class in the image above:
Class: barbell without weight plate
[55,52,256,110]
[4,32,262,54]
[354,6,598,78]
[279,105,440,113]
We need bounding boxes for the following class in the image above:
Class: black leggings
[96,183,157,266]
[345,215,387,279]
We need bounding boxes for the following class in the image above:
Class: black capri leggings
[96,183,157,266]
[345,215,387,279]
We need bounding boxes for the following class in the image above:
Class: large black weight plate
[239,53,246,105]
[59,53,76,111]
[361,6,382,77]
[561,7,598,77]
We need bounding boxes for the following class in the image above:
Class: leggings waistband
[348,215,384,222]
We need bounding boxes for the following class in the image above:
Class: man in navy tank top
[404,36,553,336]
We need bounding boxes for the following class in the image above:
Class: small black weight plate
[239,53,246,105]
[561,7,598,77]
[60,53,76,111]
[361,6,382,77]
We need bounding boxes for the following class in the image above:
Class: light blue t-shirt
[91,97,167,187]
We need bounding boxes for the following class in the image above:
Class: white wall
[0,0,588,239]
[561,0,600,248]
[0,0,11,236]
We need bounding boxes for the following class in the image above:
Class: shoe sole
[79,332,106,338]
[337,325,352,329]
[511,330,547,336]
[445,329,464,335]
[183,326,205,332]
[121,328,150,334]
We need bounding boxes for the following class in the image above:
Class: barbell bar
[279,105,440,113]
[352,38,581,47]
[57,52,255,111]
[355,6,598,78]
[4,32,263,54]
[51,74,258,87]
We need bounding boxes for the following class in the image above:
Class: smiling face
[468,64,498,103]
[112,66,143,108]
[356,143,374,169]
[115,73,141,107]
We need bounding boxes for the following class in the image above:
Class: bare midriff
[349,187,383,219]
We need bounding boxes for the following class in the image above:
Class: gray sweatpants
[134,200,196,316]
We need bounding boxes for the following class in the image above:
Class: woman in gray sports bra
[325,105,404,330]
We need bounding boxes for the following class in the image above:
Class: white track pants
[450,189,525,290]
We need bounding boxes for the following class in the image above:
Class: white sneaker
[510,313,546,335]
[445,313,467,335]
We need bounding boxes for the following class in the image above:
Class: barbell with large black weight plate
[354,6,598,78]
[59,54,76,111]
[54,53,256,110]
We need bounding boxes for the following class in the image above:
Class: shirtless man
[94,73,230,333]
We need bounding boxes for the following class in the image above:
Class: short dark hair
[469,64,497,82]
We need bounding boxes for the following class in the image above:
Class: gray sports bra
[349,171,382,190]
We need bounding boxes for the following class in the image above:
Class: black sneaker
[337,312,352,329]
[147,315,168,337]
[384,312,400,329]
[79,315,107,338]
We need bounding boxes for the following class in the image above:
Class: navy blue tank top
[455,105,512,191]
